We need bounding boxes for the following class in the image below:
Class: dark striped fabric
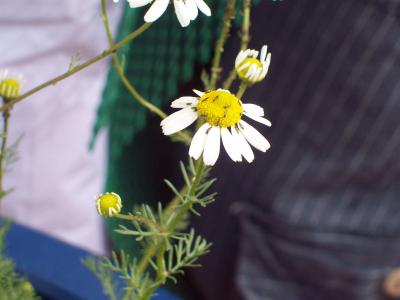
[188,1,400,299]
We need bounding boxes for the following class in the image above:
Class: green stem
[236,82,248,98]
[241,0,251,51]
[139,241,166,299]
[156,243,166,281]
[209,0,237,90]
[101,0,191,145]
[168,159,205,230]
[222,68,237,90]
[100,4,193,300]
[0,108,9,199]
[140,159,206,300]
[0,23,152,113]
[223,0,252,90]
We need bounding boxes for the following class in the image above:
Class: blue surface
[3,220,179,300]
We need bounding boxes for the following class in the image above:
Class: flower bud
[0,70,24,99]
[96,192,122,217]
[235,45,271,84]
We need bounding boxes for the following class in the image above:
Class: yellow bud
[0,70,24,99]
[236,58,263,82]
[0,79,22,98]
[96,192,122,217]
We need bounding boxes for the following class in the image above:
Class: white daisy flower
[161,89,271,166]
[0,70,24,99]
[126,0,211,27]
[235,45,271,83]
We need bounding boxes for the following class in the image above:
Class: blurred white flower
[235,45,271,83]
[161,89,271,166]
[125,0,211,27]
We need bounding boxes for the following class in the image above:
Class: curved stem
[102,0,191,144]
[0,23,152,113]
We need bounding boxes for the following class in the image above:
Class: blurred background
[2,0,400,300]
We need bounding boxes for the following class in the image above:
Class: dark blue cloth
[3,220,179,300]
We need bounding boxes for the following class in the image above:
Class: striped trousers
[189,1,400,299]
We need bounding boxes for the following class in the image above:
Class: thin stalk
[99,4,193,299]
[0,108,9,198]
[140,159,206,300]
[236,82,248,98]
[241,0,251,51]
[209,0,237,90]
[167,159,205,231]
[0,23,152,113]
[101,0,191,144]
[223,68,237,89]
[223,0,252,90]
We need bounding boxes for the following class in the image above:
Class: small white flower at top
[161,89,271,166]
[235,45,271,83]
[125,0,211,27]
[0,70,24,99]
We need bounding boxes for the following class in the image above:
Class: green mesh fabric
[92,0,261,254]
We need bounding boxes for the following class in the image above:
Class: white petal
[255,67,266,81]
[266,53,271,67]
[193,89,205,97]
[203,127,221,166]
[174,0,190,27]
[248,66,259,82]
[261,53,271,78]
[189,123,211,160]
[194,0,211,16]
[250,50,259,58]
[185,0,198,20]
[260,45,268,62]
[221,127,242,162]
[244,112,272,127]
[245,64,257,79]
[237,61,251,72]
[144,0,169,22]
[239,120,270,152]
[128,0,153,8]
[231,126,254,163]
[243,103,264,117]
[254,67,264,82]
[161,108,198,135]
[171,96,198,108]
[216,88,231,93]
[235,50,247,67]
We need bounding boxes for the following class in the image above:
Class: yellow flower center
[0,79,21,98]
[237,57,263,80]
[196,90,243,127]
[96,192,122,217]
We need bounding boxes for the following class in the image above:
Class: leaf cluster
[88,159,216,299]
[0,221,39,300]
